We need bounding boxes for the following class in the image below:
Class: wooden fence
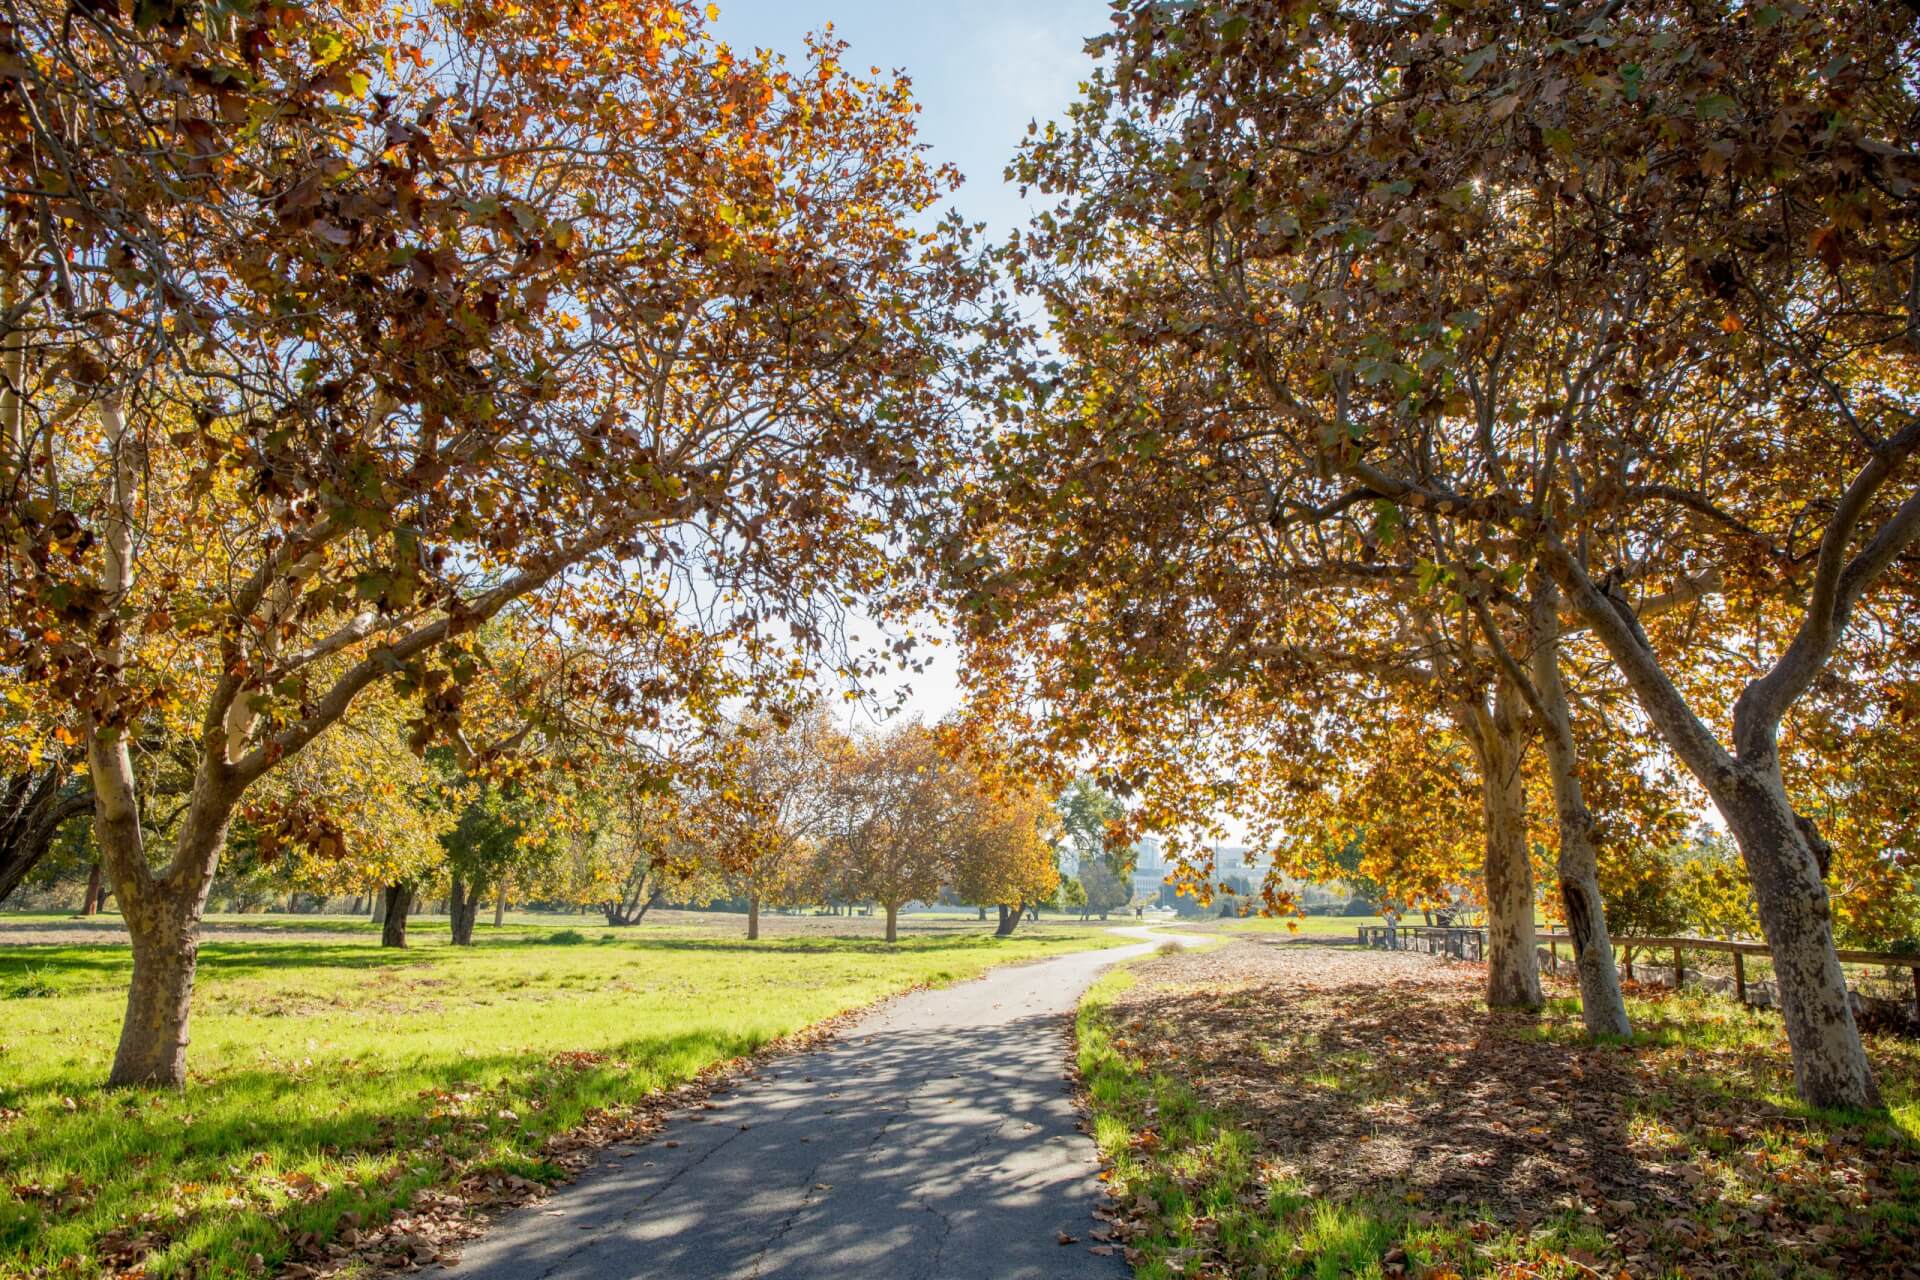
[1358,924,1920,1021]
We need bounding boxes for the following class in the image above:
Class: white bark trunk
[1530,585,1630,1038]
[1544,546,1880,1107]
[1464,678,1542,1011]
[1722,764,1879,1108]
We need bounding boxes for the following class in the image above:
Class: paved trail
[444,929,1192,1280]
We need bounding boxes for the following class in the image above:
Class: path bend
[441,928,1198,1280]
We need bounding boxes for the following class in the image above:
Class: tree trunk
[1530,584,1631,1038]
[494,884,507,927]
[95,760,232,1088]
[381,884,413,948]
[884,902,899,944]
[977,905,986,921]
[371,890,387,923]
[1721,766,1878,1108]
[747,894,760,941]
[995,903,1021,937]
[1544,547,1882,1107]
[1463,676,1543,1011]
[449,876,482,946]
[113,906,202,1087]
[81,862,104,915]
[0,768,91,906]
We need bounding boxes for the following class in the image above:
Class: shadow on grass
[0,1024,770,1273]
[1087,948,1920,1280]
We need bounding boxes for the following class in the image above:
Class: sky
[706,0,1117,726]
[709,0,1112,243]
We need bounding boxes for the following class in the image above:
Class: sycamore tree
[698,708,843,939]
[824,721,955,943]
[567,782,721,926]
[822,720,1054,941]
[0,672,88,902]
[960,0,1915,1107]
[242,684,451,910]
[0,1,991,1085]
[948,763,1060,935]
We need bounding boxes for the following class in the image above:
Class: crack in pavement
[527,1124,752,1280]
[746,1145,831,1280]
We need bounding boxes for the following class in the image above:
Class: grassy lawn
[1075,941,1920,1280]
[0,922,1126,1279]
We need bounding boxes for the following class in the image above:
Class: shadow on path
[441,936,1198,1280]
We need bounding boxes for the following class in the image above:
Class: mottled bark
[884,902,899,943]
[81,862,104,915]
[1721,766,1877,1108]
[113,908,201,1086]
[1529,584,1631,1038]
[1546,534,1887,1108]
[1461,676,1543,1012]
[94,743,233,1088]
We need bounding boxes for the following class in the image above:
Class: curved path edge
[438,928,1200,1280]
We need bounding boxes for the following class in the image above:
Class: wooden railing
[1360,924,1920,1019]
[1356,925,1486,961]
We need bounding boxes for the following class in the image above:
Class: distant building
[1128,836,1166,900]
[1124,839,1266,901]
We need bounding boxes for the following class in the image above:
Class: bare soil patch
[1099,938,1920,1278]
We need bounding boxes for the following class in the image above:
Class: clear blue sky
[708,0,1114,245]
[706,1,1115,725]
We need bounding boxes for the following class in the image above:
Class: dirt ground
[1101,937,1920,1278]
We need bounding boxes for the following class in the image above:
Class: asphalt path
[442,927,1196,1280]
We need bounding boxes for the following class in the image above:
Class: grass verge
[1,926,1123,1279]
[1074,951,1920,1280]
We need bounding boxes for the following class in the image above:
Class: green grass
[0,925,1126,1279]
[1208,913,1395,937]
[1079,968,1650,1280]
[1531,987,1920,1143]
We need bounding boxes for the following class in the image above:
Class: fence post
[1734,950,1746,1004]
[1675,946,1685,991]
